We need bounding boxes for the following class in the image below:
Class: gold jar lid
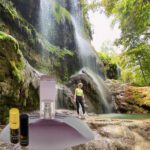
[9,108,19,129]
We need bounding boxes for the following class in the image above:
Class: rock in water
[66,68,112,113]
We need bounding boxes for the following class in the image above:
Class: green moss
[0,32,25,82]
[0,0,18,19]
[39,34,73,58]
[26,83,39,110]
[51,1,71,24]
[0,23,8,32]
[24,26,32,35]
[125,86,150,113]
[0,31,17,43]
[10,61,24,82]
[0,0,37,46]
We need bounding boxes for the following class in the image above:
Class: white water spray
[82,68,112,113]
[71,0,112,112]
[39,0,52,38]
[70,0,97,71]
[71,17,98,71]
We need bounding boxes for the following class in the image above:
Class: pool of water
[97,113,150,120]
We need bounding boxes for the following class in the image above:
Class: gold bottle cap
[9,108,19,129]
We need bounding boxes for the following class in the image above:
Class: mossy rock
[66,68,112,113]
[0,32,39,124]
[0,0,76,80]
[0,32,24,124]
[0,31,25,83]
[125,86,150,113]
[51,1,71,24]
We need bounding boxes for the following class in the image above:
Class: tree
[97,50,119,79]
[99,0,150,85]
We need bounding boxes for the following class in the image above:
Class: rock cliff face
[11,0,40,26]
[10,0,77,51]
[1,0,87,78]
[0,32,40,124]
[0,0,92,124]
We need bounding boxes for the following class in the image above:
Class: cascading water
[39,0,52,38]
[39,0,112,113]
[71,17,98,72]
[70,0,97,72]
[82,68,112,113]
[71,0,112,113]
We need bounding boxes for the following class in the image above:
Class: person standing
[74,83,85,118]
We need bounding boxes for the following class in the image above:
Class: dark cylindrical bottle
[9,108,19,144]
[20,114,29,146]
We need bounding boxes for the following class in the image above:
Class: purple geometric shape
[0,117,94,150]
[29,119,88,150]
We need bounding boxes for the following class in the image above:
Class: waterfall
[82,68,112,113]
[71,0,112,113]
[39,0,52,38]
[39,0,112,113]
[71,17,98,72]
[70,1,98,72]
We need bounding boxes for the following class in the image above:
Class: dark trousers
[76,96,85,114]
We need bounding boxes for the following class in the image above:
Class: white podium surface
[0,117,94,150]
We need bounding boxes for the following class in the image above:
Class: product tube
[20,114,29,146]
[9,108,19,144]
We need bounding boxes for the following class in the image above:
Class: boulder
[105,79,150,113]
[66,68,112,113]
[57,85,75,110]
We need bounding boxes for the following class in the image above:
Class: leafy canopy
[95,0,150,86]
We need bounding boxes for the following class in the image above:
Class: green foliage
[97,51,119,79]
[120,43,150,85]
[80,0,92,39]
[88,0,101,11]
[121,68,135,84]
[100,0,150,86]
[97,51,111,63]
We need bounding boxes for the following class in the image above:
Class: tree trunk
[137,56,147,84]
